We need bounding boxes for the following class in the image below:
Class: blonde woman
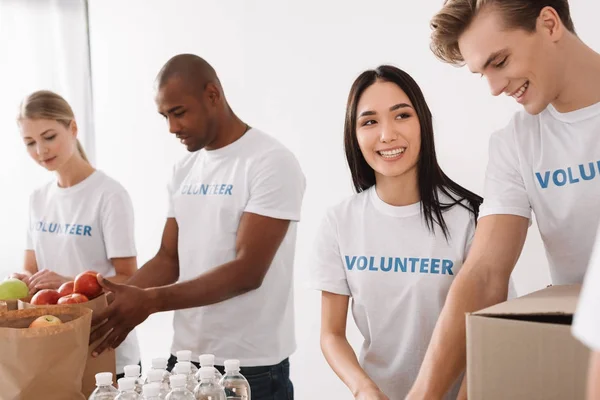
[10,90,141,379]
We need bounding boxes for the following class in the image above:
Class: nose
[36,142,49,157]
[486,74,508,97]
[168,117,182,134]
[379,120,398,143]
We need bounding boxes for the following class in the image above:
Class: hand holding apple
[28,269,70,293]
[90,275,153,357]
[73,271,102,299]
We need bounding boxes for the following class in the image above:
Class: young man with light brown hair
[405,1,600,399]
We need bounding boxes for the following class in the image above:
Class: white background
[2,1,599,398]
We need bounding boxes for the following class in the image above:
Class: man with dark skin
[91,54,305,399]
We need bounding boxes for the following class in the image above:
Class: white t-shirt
[480,102,600,284]
[26,170,141,374]
[167,128,306,367]
[309,187,475,400]
[573,223,600,350]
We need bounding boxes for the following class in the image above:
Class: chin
[523,101,549,115]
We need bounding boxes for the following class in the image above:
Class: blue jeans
[167,354,294,400]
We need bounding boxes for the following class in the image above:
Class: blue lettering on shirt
[344,255,454,275]
[181,183,233,196]
[34,221,93,237]
[535,161,600,189]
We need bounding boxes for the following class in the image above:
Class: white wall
[86,1,599,398]
[0,0,94,278]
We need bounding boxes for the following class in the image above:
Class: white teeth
[379,148,405,158]
[512,82,529,98]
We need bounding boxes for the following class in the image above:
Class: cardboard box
[467,284,590,400]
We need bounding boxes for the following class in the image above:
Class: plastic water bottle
[124,364,144,395]
[165,374,195,400]
[196,354,223,384]
[176,350,198,376]
[142,383,162,400]
[89,372,119,399]
[115,377,142,400]
[194,367,226,400]
[219,360,250,400]
[146,369,170,399]
[173,361,197,392]
[146,358,171,388]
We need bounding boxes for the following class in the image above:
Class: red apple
[29,314,62,328]
[57,281,74,297]
[57,293,89,304]
[31,289,62,305]
[73,271,102,299]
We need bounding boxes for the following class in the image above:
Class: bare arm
[126,218,180,288]
[91,212,291,354]
[587,351,600,400]
[147,212,290,311]
[321,292,389,400]
[107,256,137,284]
[407,214,529,399]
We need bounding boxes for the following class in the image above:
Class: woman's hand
[27,269,70,293]
[9,272,32,285]
[355,385,390,400]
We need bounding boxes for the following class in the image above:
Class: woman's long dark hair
[343,65,482,238]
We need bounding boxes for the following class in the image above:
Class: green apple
[0,278,29,300]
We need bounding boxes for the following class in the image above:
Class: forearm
[321,332,376,396]
[411,266,510,398]
[147,258,259,312]
[127,254,179,289]
[587,351,600,400]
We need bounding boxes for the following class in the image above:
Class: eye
[45,135,56,141]
[361,119,376,126]
[174,110,186,117]
[26,142,35,147]
[396,113,411,119]
[495,56,508,68]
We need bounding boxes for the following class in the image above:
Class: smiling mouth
[509,81,529,99]
[377,147,406,159]
[41,156,56,163]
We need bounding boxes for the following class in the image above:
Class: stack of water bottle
[88,350,251,399]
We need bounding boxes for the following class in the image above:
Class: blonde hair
[430,0,576,65]
[18,90,89,163]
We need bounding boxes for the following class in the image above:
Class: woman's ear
[69,120,79,138]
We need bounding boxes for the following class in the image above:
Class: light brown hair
[430,0,575,65]
[18,90,89,162]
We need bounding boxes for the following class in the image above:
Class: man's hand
[27,269,70,293]
[90,275,155,356]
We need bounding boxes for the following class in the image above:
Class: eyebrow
[23,129,53,140]
[476,49,508,73]
[159,105,184,117]
[358,103,413,118]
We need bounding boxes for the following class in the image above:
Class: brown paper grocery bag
[19,293,117,396]
[0,301,7,313]
[0,306,91,400]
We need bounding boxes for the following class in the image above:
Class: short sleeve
[166,164,177,218]
[25,193,34,250]
[479,126,532,220]
[101,189,137,259]
[309,210,351,296]
[244,150,306,221]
